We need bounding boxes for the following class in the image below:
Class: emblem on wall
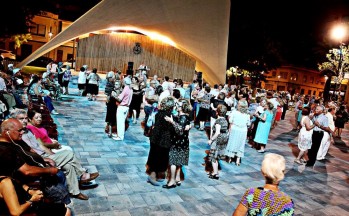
[133,42,142,54]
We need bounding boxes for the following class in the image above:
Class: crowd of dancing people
[102,68,348,215]
[0,57,348,215]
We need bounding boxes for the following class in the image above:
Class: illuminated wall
[76,33,195,82]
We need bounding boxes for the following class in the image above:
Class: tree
[318,44,349,102]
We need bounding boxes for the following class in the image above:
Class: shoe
[147,176,160,186]
[80,172,100,184]
[176,181,181,186]
[305,162,314,167]
[162,184,177,189]
[111,133,118,138]
[133,120,137,124]
[300,158,307,164]
[157,179,165,182]
[51,110,59,115]
[208,174,219,180]
[294,159,303,165]
[257,149,265,153]
[88,98,92,101]
[112,136,123,141]
[71,193,89,200]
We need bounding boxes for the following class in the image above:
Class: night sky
[56,0,349,70]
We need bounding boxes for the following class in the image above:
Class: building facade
[0,12,75,63]
[263,66,327,97]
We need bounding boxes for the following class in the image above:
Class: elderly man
[306,105,330,167]
[10,109,99,200]
[0,119,70,202]
[114,77,133,141]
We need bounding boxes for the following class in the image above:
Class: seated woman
[0,152,70,216]
[233,153,294,216]
[27,74,59,115]
[26,109,72,153]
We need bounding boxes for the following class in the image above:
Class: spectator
[233,153,294,215]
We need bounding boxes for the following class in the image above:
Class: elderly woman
[254,101,274,153]
[196,86,212,131]
[146,96,175,186]
[27,74,59,115]
[225,101,251,166]
[105,79,122,138]
[233,153,294,215]
[207,104,229,180]
[295,106,314,164]
[163,99,192,188]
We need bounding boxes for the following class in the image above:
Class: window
[301,89,305,94]
[313,91,316,95]
[290,73,298,81]
[280,72,288,79]
[29,24,46,36]
[272,71,276,77]
[308,90,312,95]
[303,76,307,83]
[310,77,314,84]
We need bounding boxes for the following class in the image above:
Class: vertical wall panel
[76,33,195,82]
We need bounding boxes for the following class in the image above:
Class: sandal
[176,181,182,186]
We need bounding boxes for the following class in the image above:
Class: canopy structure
[18,0,230,84]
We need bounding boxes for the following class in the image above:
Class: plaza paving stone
[49,79,349,216]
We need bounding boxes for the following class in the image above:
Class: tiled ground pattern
[51,79,349,216]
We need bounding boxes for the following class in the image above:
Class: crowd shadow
[332,137,349,153]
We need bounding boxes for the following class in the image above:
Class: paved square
[51,81,349,216]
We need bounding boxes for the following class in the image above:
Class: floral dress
[297,116,313,151]
[169,114,191,166]
[208,117,229,162]
[239,187,294,215]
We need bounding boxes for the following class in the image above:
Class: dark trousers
[307,131,324,166]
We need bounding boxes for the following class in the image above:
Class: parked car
[0,49,16,60]
[27,56,53,67]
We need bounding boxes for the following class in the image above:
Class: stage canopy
[17,0,230,84]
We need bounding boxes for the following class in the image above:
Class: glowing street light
[331,24,347,42]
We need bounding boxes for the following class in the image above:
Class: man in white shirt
[317,107,335,160]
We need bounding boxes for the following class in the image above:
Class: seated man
[10,109,99,200]
[0,119,68,202]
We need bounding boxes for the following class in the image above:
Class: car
[27,56,54,67]
[0,49,16,60]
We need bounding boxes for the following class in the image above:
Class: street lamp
[331,24,347,100]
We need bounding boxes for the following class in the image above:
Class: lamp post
[277,75,281,91]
